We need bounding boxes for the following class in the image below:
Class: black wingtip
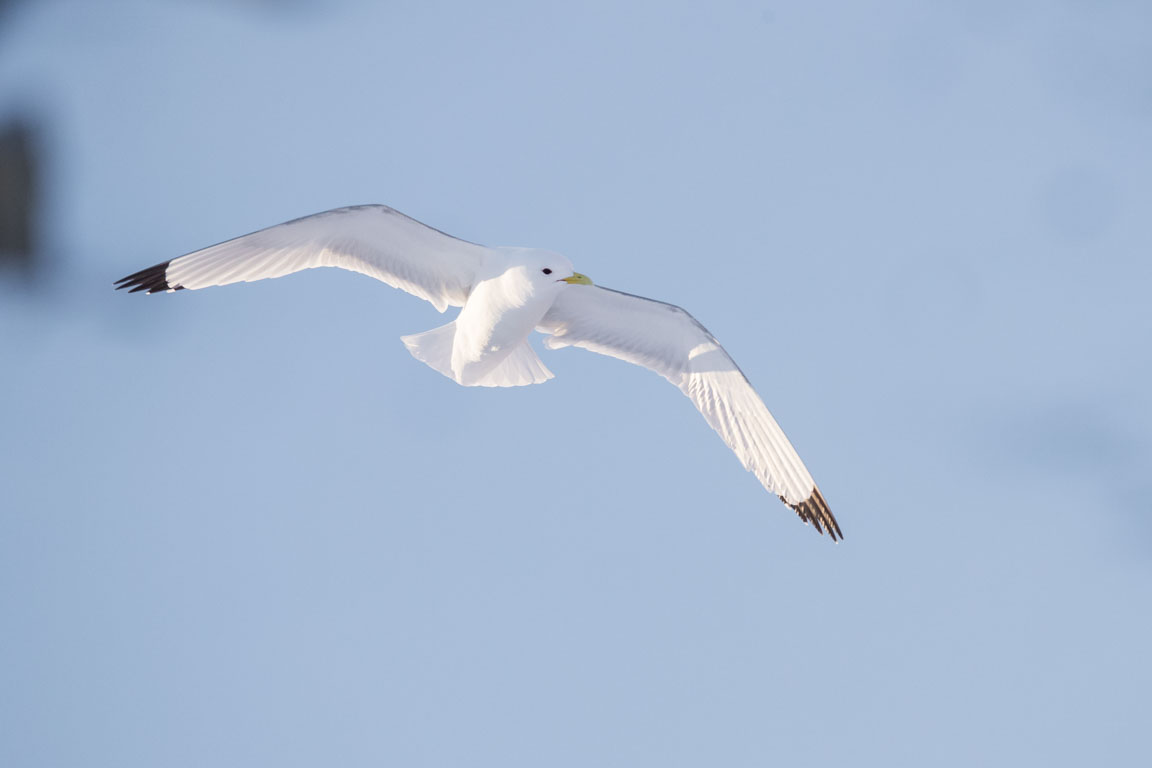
[114,260,183,294]
[785,487,843,542]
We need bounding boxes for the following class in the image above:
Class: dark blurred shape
[0,0,28,31]
[0,116,40,278]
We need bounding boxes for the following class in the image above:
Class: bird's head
[497,247,593,295]
[518,249,592,288]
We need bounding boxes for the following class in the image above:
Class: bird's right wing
[538,284,840,540]
[114,205,491,312]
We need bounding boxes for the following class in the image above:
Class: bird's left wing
[114,205,490,312]
[538,284,840,540]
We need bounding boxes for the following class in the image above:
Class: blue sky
[1,1,1150,765]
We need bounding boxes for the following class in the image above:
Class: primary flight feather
[115,204,841,540]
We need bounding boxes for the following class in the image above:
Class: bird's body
[443,247,570,386]
[116,204,841,540]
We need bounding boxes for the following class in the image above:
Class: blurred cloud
[1039,167,1119,243]
[992,401,1151,546]
[1008,402,1144,475]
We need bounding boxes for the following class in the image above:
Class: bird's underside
[115,204,841,540]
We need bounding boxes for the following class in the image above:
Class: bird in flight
[116,205,841,540]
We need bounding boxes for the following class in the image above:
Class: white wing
[538,285,841,540]
[114,205,491,312]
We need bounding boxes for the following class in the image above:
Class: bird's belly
[451,282,551,385]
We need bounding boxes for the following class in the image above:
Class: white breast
[450,258,559,386]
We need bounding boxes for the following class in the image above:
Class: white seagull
[116,205,841,540]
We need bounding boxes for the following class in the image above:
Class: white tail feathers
[400,322,554,388]
[401,321,459,380]
[470,340,554,387]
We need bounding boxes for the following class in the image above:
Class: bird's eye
[542,268,552,275]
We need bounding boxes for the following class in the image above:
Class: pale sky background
[1,1,1150,766]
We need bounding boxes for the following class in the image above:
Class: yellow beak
[561,272,593,285]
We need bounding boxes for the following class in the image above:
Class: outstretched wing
[538,285,840,540]
[114,205,491,312]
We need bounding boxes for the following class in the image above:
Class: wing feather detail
[538,285,840,540]
[114,205,490,311]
